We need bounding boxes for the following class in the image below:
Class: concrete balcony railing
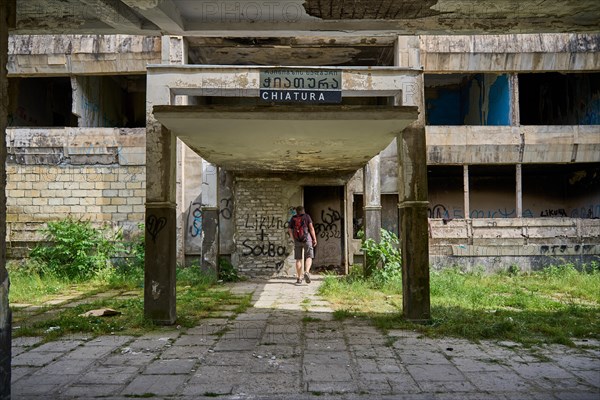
[426,125,600,164]
[429,217,600,266]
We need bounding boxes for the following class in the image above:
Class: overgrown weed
[320,263,600,346]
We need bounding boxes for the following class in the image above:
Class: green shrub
[125,223,145,269]
[218,257,240,282]
[359,229,402,284]
[30,218,124,281]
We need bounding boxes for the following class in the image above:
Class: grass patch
[302,316,322,323]
[10,265,252,342]
[319,264,600,346]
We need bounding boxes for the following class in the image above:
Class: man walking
[288,206,317,284]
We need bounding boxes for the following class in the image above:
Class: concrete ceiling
[12,1,600,36]
[154,105,418,174]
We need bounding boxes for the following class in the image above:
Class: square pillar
[398,127,431,321]
[0,1,12,398]
[144,120,177,324]
[144,36,178,324]
[363,155,382,275]
[201,160,219,273]
[396,36,430,322]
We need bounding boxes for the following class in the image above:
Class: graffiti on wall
[310,205,343,267]
[428,203,600,219]
[240,211,291,272]
[314,207,342,240]
[146,214,167,242]
[242,228,287,257]
[189,202,203,238]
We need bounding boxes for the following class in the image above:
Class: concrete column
[516,164,523,218]
[363,155,382,275]
[0,2,12,398]
[144,36,178,324]
[396,36,430,322]
[165,36,187,266]
[201,160,219,273]
[463,165,470,219]
[509,73,520,126]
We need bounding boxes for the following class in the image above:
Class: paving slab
[120,374,188,396]
[10,276,600,400]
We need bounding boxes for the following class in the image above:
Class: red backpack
[291,214,307,242]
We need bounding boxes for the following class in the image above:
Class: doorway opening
[304,186,345,274]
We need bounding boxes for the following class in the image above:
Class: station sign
[259,69,342,104]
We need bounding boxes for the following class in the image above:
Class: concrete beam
[421,34,600,72]
[146,65,420,101]
[426,125,600,165]
[79,0,144,32]
[122,0,184,33]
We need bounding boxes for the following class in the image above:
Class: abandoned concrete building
[2,1,600,396]
[5,33,600,276]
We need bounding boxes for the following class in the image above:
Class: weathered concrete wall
[182,144,203,258]
[305,186,344,270]
[5,127,145,257]
[421,34,600,72]
[430,218,600,271]
[8,35,161,76]
[73,76,124,127]
[425,74,511,126]
[218,168,235,255]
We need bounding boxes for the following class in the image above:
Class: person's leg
[294,243,303,283]
[304,257,312,274]
[295,259,303,281]
[304,244,314,283]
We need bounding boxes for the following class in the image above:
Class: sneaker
[304,272,311,283]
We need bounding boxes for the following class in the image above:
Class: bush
[125,223,145,269]
[359,229,402,285]
[30,218,124,281]
[218,257,240,282]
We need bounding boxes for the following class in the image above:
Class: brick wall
[234,178,295,277]
[5,128,145,258]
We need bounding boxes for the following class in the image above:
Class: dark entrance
[304,186,345,273]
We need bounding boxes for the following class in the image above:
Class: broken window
[519,72,600,125]
[425,73,511,126]
[428,166,464,219]
[8,77,76,127]
[469,165,516,218]
[73,75,146,128]
[522,163,600,219]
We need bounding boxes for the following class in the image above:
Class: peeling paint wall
[73,76,123,128]
[8,35,161,76]
[425,73,510,126]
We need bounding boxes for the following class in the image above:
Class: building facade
[5,33,599,276]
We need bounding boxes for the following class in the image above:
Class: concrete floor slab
[9,277,600,400]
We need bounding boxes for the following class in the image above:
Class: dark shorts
[293,241,314,260]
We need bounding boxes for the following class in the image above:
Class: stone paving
[10,277,600,399]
